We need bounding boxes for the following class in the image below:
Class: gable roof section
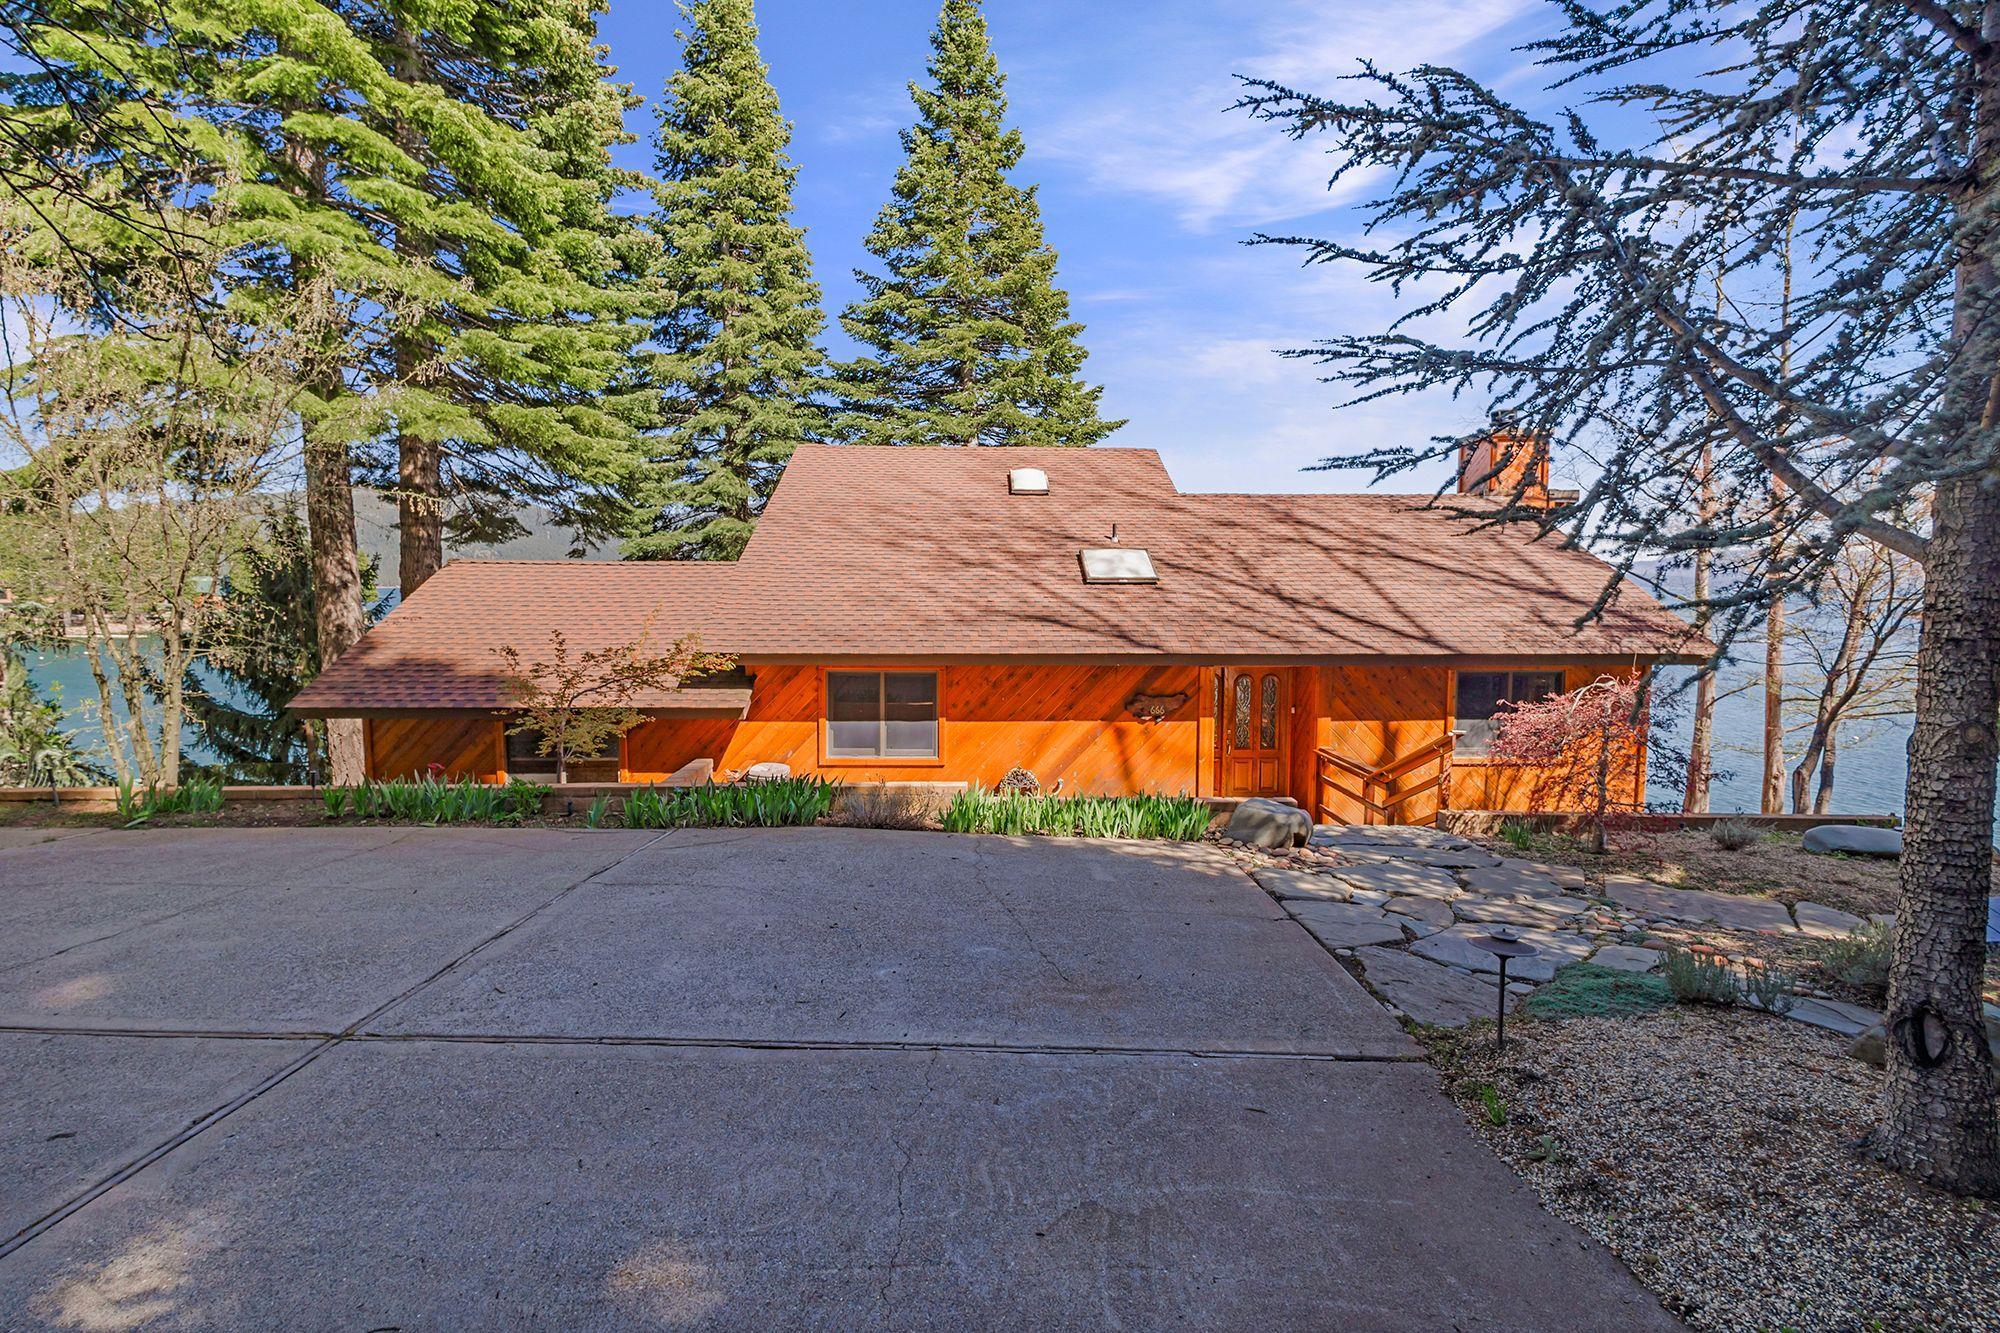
[292,443,1700,713]
[289,561,744,715]
[722,443,1697,660]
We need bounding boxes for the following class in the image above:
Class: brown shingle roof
[289,562,745,715]
[292,443,1699,713]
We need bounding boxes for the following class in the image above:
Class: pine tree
[835,0,1118,448]
[175,508,381,785]
[628,0,826,561]
[4,4,651,779]
[376,1,656,594]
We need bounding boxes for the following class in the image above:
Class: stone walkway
[1240,824,1896,1039]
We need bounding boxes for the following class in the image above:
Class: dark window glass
[1454,671,1566,756]
[1259,674,1279,749]
[1233,675,1251,748]
[825,671,939,758]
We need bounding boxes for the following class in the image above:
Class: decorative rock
[1462,865,1567,899]
[1792,901,1866,940]
[741,761,792,781]
[1497,857,1593,891]
[1284,900,1408,950]
[1782,997,1881,1039]
[1250,867,1352,903]
[1409,925,1583,983]
[1329,861,1461,900]
[1801,823,1902,858]
[1452,894,1588,929]
[1379,847,1502,870]
[1588,944,1662,973]
[1601,876,1796,933]
[1387,896,1455,928]
[1224,797,1311,849]
[1350,946,1503,1028]
[1309,824,1469,851]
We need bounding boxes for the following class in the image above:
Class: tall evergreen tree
[835,0,1118,448]
[628,0,826,561]
[3,3,650,775]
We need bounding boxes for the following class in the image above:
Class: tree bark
[390,17,443,597]
[1871,470,2000,1195]
[1870,1,2000,1191]
[397,429,444,595]
[1762,577,1786,813]
[305,426,368,785]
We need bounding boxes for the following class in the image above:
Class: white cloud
[1023,0,1533,232]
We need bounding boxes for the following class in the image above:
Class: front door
[1220,668,1287,797]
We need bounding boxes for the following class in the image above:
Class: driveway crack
[971,843,1075,987]
[879,1047,942,1321]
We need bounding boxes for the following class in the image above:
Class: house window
[826,671,940,759]
[1454,670,1566,756]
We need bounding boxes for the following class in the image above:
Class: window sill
[819,755,946,769]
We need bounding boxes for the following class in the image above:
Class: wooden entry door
[1220,668,1287,797]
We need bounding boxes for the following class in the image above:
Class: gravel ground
[1425,1007,2000,1332]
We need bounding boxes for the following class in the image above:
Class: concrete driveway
[0,825,1675,1330]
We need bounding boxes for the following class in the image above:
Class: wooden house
[290,440,1702,824]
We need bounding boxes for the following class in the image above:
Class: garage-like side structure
[290,441,1702,824]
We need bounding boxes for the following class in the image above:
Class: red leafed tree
[1488,675,1648,854]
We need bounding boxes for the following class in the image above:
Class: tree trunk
[1762,591,1786,813]
[1684,436,1715,813]
[398,430,444,595]
[305,425,368,785]
[1813,729,1836,815]
[1868,0,2000,1196]
[1870,470,2000,1195]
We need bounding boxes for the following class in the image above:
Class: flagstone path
[1240,823,1917,1038]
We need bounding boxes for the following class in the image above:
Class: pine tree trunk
[305,426,368,785]
[1871,470,2000,1195]
[390,19,443,598]
[398,430,444,595]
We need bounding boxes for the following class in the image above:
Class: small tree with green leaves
[495,628,732,784]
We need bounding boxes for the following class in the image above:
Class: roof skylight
[1008,466,1049,495]
[1079,547,1157,584]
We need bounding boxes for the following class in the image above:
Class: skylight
[1079,547,1157,584]
[1008,467,1049,495]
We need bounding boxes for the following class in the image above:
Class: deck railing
[1314,731,1464,826]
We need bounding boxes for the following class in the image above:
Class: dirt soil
[1424,1008,2000,1331]
[1487,824,2000,919]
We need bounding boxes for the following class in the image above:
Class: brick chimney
[1457,421,1572,509]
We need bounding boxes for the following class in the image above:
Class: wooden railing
[1314,731,1464,826]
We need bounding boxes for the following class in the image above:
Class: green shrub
[1497,817,1537,852]
[939,788,1212,840]
[118,777,225,826]
[1708,817,1764,851]
[619,777,838,829]
[1473,1083,1508,1126]
[584,794,614,829]
[1661,948,1742,1005]
[1741,961,1797,1015]
[1521,963,1675,1019]
[1809,922,1894,1005]
[327,777,548,826]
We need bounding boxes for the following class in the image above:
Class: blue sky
[597,0,1555,493]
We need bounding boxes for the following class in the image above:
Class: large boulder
[1224,797,1310,849]
[1802,823,1902,858]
